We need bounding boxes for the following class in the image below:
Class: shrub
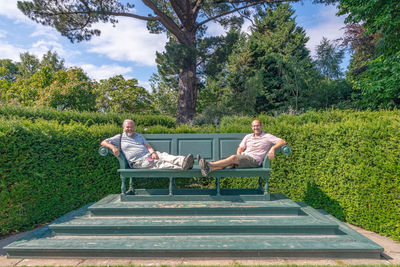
[0,118,121,235]
[0,103,176,128]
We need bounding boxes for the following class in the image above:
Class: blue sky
[0,1,349,91]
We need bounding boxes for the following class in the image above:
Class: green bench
[99,133,291,200]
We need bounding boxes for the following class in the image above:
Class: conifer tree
[225,3,313,114]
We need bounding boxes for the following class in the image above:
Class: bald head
[123,119,135,127]
[251,120,262,136]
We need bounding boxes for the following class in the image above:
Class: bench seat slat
[117,167,272,178]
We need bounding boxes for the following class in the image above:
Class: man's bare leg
[198,154,239,177]
[209,155,239,171]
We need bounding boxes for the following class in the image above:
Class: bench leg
[120,177,126,195]
[258,177,263,191]
[216,177,221,196]
[126,178,134,195]
[264,176,269,195]
[169,177,174,196]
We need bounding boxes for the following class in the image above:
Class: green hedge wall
[0,109,399,242]
[0,103,176,128]
[220,110,400,241]
[0,118,121,235]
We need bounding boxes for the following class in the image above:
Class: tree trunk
[176,59,197,124]
[176,29,197,125]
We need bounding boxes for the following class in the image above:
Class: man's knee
[229,155,239,163]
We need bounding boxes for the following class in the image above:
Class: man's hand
[112,147,120,157]
[236,146,245,155]
[101,139,120,157]
[267,148,275,160]
[268,139,287,160]
[151,152,159,160]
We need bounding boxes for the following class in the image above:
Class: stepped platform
[4,193,383,259]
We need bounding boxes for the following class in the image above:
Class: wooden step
[50,215,341,236]
[4,194,384,259]
[5,234,383,259]
[88,194,302,216]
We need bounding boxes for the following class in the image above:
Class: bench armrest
[262,145,292,168]
[98,146,130,169]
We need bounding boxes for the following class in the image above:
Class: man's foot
[198,155,211,177]
[182,154,194,170]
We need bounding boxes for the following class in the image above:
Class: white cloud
[0,0,62,40]
[304,6,346,56]
[0,39,80,63]
[0,41,24,61]
[71,63,152,91]
[29,40,67,58]
[205,16,253,37]
[241,19,253,35]
[76,63,133,81]
[30,27,60,40]
[138,80,152,92]
[0,29,6,38]
[87,18,167,66]
[0,0,28,22]
[206,22,226,36]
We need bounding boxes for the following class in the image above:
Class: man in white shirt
[101,119,194,170]
[198,120,286,176]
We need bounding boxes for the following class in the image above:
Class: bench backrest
[99,133,291,169]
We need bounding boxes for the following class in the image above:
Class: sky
[0,1,349,91]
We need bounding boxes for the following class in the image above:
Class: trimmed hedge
[220,110,400,241]
[0,103,176,128]
[0,109,399,242]
[0,118,120,235]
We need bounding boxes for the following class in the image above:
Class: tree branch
[193,0,205,17]
[36,10,159,22]
[142,0,188,44]
[234,3,256,27]
[197,0,298,28]
[197,2,259,28]
[186,0,191,20]
[170,0,186,25]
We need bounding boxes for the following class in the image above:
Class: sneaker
[182,154,194,170]
[198,155,211,177]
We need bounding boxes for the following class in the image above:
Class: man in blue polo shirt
[101,119,194,170]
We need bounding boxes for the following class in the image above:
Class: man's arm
[236,146,245,155]
[101,139,120,157]
[145,143,159,159]
[267,139,287,160]
[237,134,249,155]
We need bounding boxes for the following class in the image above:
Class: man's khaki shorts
[237,155,259,168]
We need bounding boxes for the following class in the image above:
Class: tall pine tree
[224,4,314,114]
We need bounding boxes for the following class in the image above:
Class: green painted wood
[119,188,270,201]
[99,133,291,196]
[4,194,383,259]
[5,235,382,259]
[5,249,383,259]
[49,216,341,236]
[117,167,272,178]
[88,194,301,216]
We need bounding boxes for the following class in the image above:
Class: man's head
[251,120,262,136]
[123,119,135,137]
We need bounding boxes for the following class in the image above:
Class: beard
[125,132,134,137]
